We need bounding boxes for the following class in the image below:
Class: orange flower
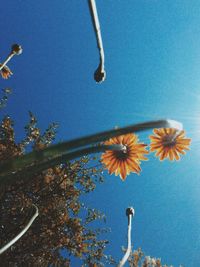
[0,64,13,79]
[101,133,148,180]
[149,128,191,161]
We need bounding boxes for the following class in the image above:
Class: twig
[0,204,39,255]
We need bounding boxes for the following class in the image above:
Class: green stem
[0,145,123,185]
[0,119,182,185]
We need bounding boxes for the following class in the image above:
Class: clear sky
[1,0,200,266]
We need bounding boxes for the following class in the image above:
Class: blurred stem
[0,145,124,184]
[0,205,39,255]
[0,119,182,185]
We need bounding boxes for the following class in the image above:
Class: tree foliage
[0,113,114,266]
[0,111,176,267]
[123,248,174,267]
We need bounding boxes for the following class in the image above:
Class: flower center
[162,134,177,147]
[114,145,129,160]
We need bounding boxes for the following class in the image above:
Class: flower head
[149,128,191,161]
[101,133,148,180]
[11,44,23,55]
[94,64,106,83]
[0,64,13,79]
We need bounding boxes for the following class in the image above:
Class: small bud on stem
[0,44,23,72]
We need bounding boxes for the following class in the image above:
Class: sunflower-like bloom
[101,133,148,180]
[0,64,13,79]
[149,128,191,161]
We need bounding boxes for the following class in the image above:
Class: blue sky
[1,0,200,266]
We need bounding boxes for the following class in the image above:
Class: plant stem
[0,145,124,184]
[118,207,135,267]
[0,119,182,185]
[0,204,39,255]
[0,53,14,71]
[88,0,106,82]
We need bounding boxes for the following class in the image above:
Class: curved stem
[0,145,124,185]
[118,207,135,267]
[0,204,39,255]
[88,0,106,82]
[0,119,182,185]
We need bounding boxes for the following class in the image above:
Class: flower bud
[11,44,23,55]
